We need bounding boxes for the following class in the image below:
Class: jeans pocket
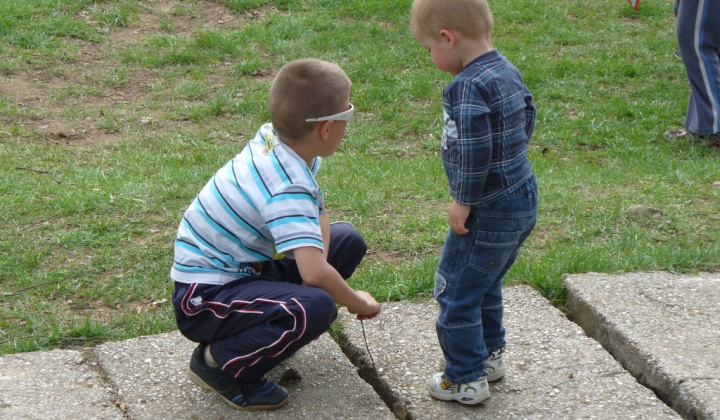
[468,230,521,276]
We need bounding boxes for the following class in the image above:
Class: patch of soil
[0,0,273,147]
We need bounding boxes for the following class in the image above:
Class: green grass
[1,0,718,354]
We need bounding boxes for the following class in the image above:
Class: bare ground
[0,0,272,147]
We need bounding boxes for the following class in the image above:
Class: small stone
[626,205,663,220]
[279,368,302,383]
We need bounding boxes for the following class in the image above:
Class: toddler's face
[412,25,463,75]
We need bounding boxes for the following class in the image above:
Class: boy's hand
[349,290,381,320]
[449,200,471,235]
[294,247,380,320]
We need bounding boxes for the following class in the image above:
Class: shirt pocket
[468,230,521,276]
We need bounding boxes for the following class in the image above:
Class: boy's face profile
[328,102,350,154]
[317,101,352,157]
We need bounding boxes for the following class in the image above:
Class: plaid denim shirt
[441,50,536,206]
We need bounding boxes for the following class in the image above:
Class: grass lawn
[1,0,718,354]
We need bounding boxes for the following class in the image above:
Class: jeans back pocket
[468,230,521,276]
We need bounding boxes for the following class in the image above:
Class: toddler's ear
[439,29,456,47]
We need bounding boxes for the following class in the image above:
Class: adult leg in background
[676,0,720,136]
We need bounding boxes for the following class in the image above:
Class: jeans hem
[449,369,487,385]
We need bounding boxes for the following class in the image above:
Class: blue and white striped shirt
[171,124,324,285]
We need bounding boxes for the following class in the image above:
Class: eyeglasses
[305,103,354,122]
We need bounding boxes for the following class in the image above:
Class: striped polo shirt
[171,123,324,285]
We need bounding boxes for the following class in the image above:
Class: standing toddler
[410,0,538,405]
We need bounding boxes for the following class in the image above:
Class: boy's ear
[318,120,333,141]
[438,29,456,47]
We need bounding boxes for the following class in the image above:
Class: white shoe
[428,372,490,405]
[485,348,506,382]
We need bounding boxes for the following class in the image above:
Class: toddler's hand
[449,201,471,235]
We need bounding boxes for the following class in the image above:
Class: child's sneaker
[428,372,490,405]
[186,345,289,411]
[664,127,691,141]
[485,348,506,382]
[704,133,720,149]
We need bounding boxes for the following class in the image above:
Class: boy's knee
[333,221,367,252]
[346,226,367,254]
[301,289,337,333]
[330,222,367,279]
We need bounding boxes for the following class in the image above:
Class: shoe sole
[186,366,289,411]
[428,388,491,405]
[486,370,505,382]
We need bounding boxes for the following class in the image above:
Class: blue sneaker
[186,345,289,411]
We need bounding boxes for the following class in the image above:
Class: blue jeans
[435,176,537,384]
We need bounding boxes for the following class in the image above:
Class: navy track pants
[172,222,366,382]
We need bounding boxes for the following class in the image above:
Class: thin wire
[360,319,375,370]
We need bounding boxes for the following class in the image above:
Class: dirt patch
[75,0,267,46]
[54,296,169,320]
[0,0,273,148]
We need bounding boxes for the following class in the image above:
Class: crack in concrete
[82,348,132,419]
[332,329,412,420]
[562,306,688,419]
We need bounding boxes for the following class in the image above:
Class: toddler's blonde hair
[410,0,493,40]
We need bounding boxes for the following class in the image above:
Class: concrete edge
[562,273,699,419]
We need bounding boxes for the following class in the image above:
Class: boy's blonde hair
[410,0,493,40]
[269,58,351,141]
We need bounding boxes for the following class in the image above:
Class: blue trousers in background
[676,0,720,136]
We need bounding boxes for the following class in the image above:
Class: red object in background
[627,0,640,11]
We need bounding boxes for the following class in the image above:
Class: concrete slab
[338,285,679,419]
[565,271,720,420]
[0,348,122,420]
[93,331,393,419]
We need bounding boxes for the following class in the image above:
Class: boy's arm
[320,210,331,257]
[294,246,380,319]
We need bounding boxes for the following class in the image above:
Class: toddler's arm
[524,87,536,140]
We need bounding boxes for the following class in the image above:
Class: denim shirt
[441,50,536,206]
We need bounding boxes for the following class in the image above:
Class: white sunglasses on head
[305,103,354,122]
